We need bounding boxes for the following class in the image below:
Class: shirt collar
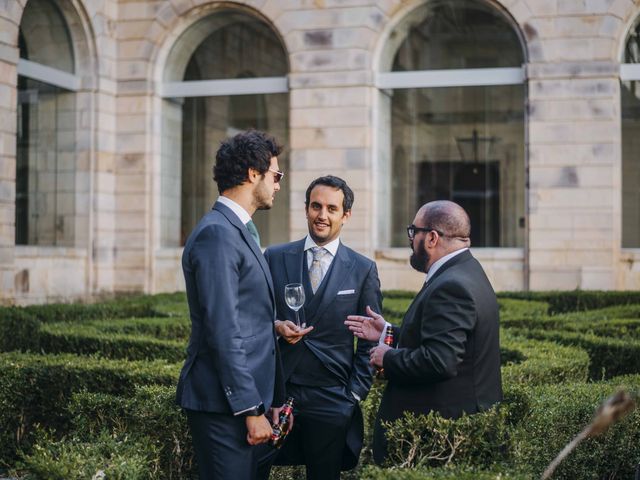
[425,247,469,283]
[304,235,340,257]
[217,195,252,225]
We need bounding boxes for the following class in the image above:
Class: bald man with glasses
[345,200,502,465]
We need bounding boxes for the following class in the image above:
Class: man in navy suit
[258,176,382,480]
[176,130,286,479]
[345,200,502,465]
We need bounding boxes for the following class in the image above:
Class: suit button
[271,349,275,355]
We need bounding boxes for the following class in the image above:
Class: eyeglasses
[406,224,444,240]
[269,168,285,183]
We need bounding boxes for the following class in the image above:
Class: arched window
[379,0,525,247]
[16,0,84,246]
[161,10,289,247]
[621,20,640,247]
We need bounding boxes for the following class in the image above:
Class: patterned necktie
[309,247,328,293]
[245,220,260,247]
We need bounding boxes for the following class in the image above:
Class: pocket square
[337,289,355,295]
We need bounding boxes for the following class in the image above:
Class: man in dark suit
[258,176,382,480]
[345,200,502,465]
[176,130,286,479]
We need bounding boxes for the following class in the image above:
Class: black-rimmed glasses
[269,168,285,183]
[406,224,444,240]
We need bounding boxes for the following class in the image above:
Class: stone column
[0,7,19,303]
[527,62,620,290]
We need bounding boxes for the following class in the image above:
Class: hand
[369,344,392,368]
[246,415,272,445]
[275,320,313,344]
[345,306,386,342]
[269,405,294,430]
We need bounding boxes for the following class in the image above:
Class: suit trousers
[257,383,356,480]
[186,409,258,480]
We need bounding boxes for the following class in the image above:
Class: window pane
[178,93,289,247]
[161,11,289,248]
[392,0,523,71]
[184,12,287,80]
[622,80,640,247]
[19,0,74,73]
[390,85,525,247]
[16,77,76,246]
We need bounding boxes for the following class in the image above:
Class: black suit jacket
[377,250,502,436]
[264,238,382,467]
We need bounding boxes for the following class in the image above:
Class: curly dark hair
[305,175,354,212]
[213,130,283,194]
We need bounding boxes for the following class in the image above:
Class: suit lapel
[284,239,306,285]
[213,202,275,305]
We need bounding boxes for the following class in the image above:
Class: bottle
[270,396,294,448]
[376,325,394,378]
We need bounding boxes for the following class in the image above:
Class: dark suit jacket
[378,249,502,426]
[264,238,382,467]
[176,201,283,414]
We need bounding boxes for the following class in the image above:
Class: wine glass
[284,283,306,328]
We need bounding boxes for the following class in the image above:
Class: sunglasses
[269,168,285,183]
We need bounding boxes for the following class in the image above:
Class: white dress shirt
[217,195,251,225]
[304,235,340,283]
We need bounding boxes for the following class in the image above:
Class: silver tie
[309,247,328,293]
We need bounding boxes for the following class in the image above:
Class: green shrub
[0,352,179,466]
[512,376,640,479]
[38,322,186,361]
[499,290,640,314]
[521,329,640,380]
[94,317,191,340]
[22,297,161,324]
[359,464,531,480]
[381,406,510,469]
[500,331,589,385]
[0,308,41,352]
[68,385,193,479]
[498,298,549,321]
[17,430,158,480]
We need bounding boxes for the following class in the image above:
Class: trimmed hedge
[520,329,640,380]
[38,322,187,361]
[498,290,640,314]
[500,331,589,386]
[512,376,640,479]
[0,352,179,466]
[66,386,192,479]
[359,464,531,479]
[17,430,158,480]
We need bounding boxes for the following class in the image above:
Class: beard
[253,181,274,211]
[409,241,429,273]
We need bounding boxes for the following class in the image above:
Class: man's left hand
[369,344,391,368]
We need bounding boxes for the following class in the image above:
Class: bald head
[417,200,471,241]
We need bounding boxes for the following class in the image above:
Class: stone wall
[0,0,638,303]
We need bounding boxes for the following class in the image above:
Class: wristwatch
[242,403,265,417]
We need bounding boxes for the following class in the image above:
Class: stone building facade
[1,0,639,304]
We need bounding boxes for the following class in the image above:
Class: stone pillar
[0,8,18,303]
[527,62,620,290]
[283,7,383,257]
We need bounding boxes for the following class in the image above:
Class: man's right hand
[275,320,313,344]
[345,305,386,342]
[246,415,272,445]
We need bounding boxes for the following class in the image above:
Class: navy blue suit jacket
[264,239,382,400]
[176,201,282,414]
